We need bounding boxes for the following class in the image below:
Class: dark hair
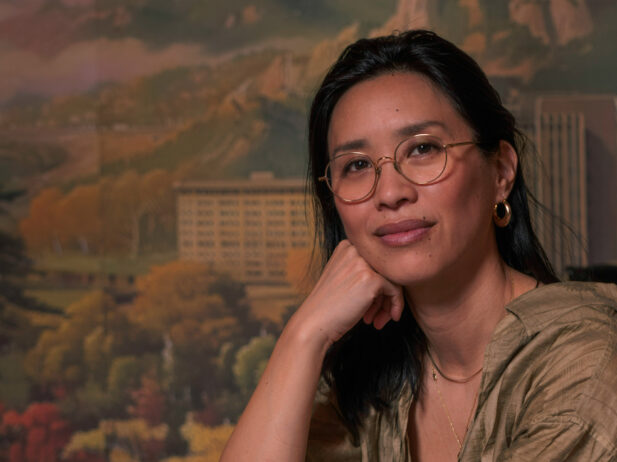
[307,30,558,441]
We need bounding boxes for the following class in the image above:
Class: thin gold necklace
[427,267,517,453]
[426,348,483,383]
[431,364,479,452]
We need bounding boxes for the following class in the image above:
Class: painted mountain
[1,0,616,199]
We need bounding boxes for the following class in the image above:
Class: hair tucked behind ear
[307,29,558,441]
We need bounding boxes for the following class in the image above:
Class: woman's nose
[373,159,418,209]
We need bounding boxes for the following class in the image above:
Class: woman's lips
[374,219,435,246]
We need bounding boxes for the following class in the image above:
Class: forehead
[327,72,470,152]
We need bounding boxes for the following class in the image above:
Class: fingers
[388,286,405,322]
[363,294,382,325]
[303,239,405,343]
[363,283,405,330]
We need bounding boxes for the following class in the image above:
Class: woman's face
[327,72,507,287]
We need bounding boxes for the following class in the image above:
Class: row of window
[245,270,286,278]
[179,221,308,230]
[183,240,309,248]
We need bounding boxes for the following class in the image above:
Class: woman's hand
[220,239,404,462]
[291,239,405,349]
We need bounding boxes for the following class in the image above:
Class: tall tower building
[536,95,617,267]
[176,172,311,285]
[528,111,588,272]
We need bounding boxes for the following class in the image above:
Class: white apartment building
[176,172,311,284]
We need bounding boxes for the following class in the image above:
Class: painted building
[528,111,588,272]
[535,95,617,267]
[176,172,311,285]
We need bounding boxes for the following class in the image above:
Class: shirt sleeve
[499,414,617,461]
[498,303,617,461]
[305,379,362,462]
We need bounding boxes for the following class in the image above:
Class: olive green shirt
[306,282,617,461]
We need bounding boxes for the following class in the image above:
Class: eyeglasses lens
[326,135,447,202]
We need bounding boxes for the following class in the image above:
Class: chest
[406,378,481,462]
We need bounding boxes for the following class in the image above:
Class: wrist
[282,309,334,361]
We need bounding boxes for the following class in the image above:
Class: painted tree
[55,183,103,254]
[101,168,175,256]
[19,169,176,256]
[175,414,234,462]
[0,187,62,348]
[285,247,315,297]
[19,187,63,254]
[24,291,158,398]
[129,261,257,407]
[62,418,168,462]
[0,402,71,462]
[128,374,166,426]
[232,335,275,401]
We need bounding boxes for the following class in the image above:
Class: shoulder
[500,282,617,402]
[506,281,617,334]
[485,282,617,458]
[490,282,617,396]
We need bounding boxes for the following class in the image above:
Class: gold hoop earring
[493,200,512,227]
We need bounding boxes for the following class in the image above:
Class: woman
[221,30,617,461]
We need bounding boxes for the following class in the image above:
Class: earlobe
[495,140,518,199]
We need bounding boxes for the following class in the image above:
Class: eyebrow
[330,120,449,157]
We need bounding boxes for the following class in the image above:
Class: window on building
[219,199,240,207]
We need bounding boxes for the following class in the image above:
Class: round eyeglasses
[319,134,477,203]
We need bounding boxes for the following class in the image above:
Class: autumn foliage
[128,374,166,426]
[0,402,71,462]
[3,259,276,460]
[19,169,175,256]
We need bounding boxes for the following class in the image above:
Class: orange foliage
[56,184,103,251]
[129,261,245,391]
[130,260,224,332]
[19,169,175,255]
[286,247,318,296]
[19,188,63,252]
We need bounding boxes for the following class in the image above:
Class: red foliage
[9,442,24,462]
[0,402,71,462]
[22,402,62,427]
[128,374,166,426]
[2,410,23,429]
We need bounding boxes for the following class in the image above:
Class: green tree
[107,356,149,400]
[25,291,157,392]
[0,187,62,349]
[233,335,275,401]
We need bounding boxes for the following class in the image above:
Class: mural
[1,0,616,460]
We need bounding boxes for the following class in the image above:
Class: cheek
[432,168,495,230]
[334,202,380,256]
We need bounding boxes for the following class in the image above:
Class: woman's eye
[343,157,372,174]
[402,142,440,159]
[416,143,433,154]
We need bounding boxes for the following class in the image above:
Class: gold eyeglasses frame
[318,134,477,203]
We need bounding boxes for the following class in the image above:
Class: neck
[405,253,512,377]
